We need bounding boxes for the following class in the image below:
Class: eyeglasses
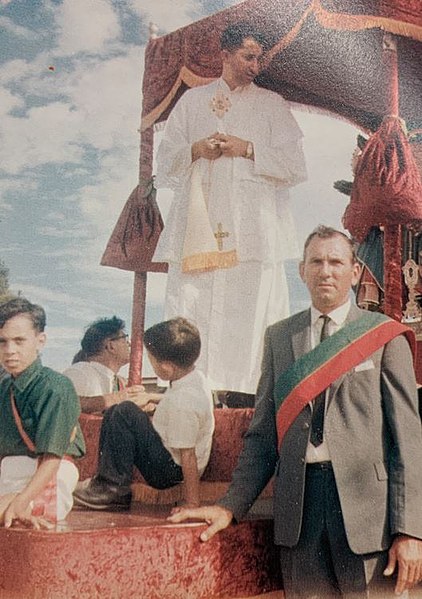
[111,333,130,342]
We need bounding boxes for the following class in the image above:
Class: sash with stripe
[10,389,59,522]
[275,312,416,449]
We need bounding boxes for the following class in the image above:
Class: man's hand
[384,535,422,595]
[167,504,233,542]
[126,387,162,410]
[214,133,248,158]
[191,133,222,162]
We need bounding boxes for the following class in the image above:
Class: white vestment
[154,78,307,393]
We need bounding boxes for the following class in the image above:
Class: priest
[154,22,307,394]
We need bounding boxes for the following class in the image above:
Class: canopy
[141,0,422,135]
[105,0,422,384]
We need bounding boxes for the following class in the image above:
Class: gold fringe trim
[141,66,215,132]
[182,249,238,274]
[262,3,314,68]
[313,0,422,40]
[265,0,422,68]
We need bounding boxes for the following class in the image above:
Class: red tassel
[343,117,422,243]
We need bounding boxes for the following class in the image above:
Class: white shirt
[63,361,116,396]
[306,300,351,463]
[152,368,215,474]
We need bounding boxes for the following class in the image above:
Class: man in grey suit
[170,225,422,597]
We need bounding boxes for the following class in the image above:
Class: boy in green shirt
[0,298,85,528]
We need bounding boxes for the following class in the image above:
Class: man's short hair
[80,316,126,359]
[220,22,267,52]
[0,297,46,332]
[303,225,358,262]
[144,317,201,369]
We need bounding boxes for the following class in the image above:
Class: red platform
[0,504,282,599]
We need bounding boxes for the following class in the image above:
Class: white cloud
[0,58,33,85]
[0,102,86,174]
[0,177,37,207]
[61,46,144,150]
[0,15,37,38]
[55,0,121,55]
[0,87,24,116]
[129,0,198,33]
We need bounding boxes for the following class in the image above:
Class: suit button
[303,422,310,430]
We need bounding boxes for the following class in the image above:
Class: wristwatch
[245,141,253,159]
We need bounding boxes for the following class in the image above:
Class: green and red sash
[275,312,416,449]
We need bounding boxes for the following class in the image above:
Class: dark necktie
[112,375,120,393]
[310,315,331,447]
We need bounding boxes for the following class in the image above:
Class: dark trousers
[279,464,398,599]
[97,401,183,489]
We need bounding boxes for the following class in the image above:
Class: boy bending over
[0,298,85,528]
[73,317,215,510]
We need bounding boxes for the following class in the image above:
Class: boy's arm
[179,447,200,508]
[79,388,162,413]
[3,454,61,528]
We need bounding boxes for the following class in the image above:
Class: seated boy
[73,317,215,510]
[0,298,85,528]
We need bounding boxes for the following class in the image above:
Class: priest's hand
[191,133,222,161]
[167,504,233,542]
[214,133,249,158]
[384,534,422,595]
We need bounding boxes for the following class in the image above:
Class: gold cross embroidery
[209,88,232,119]
[214,222,229,251]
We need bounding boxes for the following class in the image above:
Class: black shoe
[73,477,132,511]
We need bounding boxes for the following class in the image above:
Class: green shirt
[0,358,85,459]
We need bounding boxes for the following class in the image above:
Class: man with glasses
[64,316,147,413]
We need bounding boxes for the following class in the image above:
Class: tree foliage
[0,259,10,301]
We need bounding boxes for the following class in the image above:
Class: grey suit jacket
[220,305,422,554]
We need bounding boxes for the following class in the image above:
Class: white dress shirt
[306,300,351,463]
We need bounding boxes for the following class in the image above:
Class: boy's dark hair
[220,22,267,52]
[144,317,201,369]
[303,225,358,263]
[0,297,46,332]
[80,316,126,359]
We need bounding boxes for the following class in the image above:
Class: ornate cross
[214,222,229,251]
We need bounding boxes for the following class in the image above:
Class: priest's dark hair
[220,22,267,52]
[144,317,201,369]
[0,297,46,332]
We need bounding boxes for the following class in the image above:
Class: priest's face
[299,234,361,313]
[222,37,263,89]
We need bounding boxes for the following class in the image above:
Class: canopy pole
[128,125,155,386]
[382,32,399,117]
[382,32,403,321]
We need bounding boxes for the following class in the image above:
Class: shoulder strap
[10,388,36,453]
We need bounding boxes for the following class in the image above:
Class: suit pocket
[374,461,388,481]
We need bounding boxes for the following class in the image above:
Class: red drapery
[141,0,422,133]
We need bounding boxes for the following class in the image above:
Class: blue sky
[0,0,359,374]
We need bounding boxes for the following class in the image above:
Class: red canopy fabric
[141,0,422,133]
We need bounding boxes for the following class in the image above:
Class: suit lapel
[291,309,311,361]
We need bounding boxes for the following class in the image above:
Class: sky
[0,0,361,375]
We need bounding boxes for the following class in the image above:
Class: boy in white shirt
[73,317,215,510]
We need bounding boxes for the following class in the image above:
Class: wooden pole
[382,32,403,321]
[128,122,155,385]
